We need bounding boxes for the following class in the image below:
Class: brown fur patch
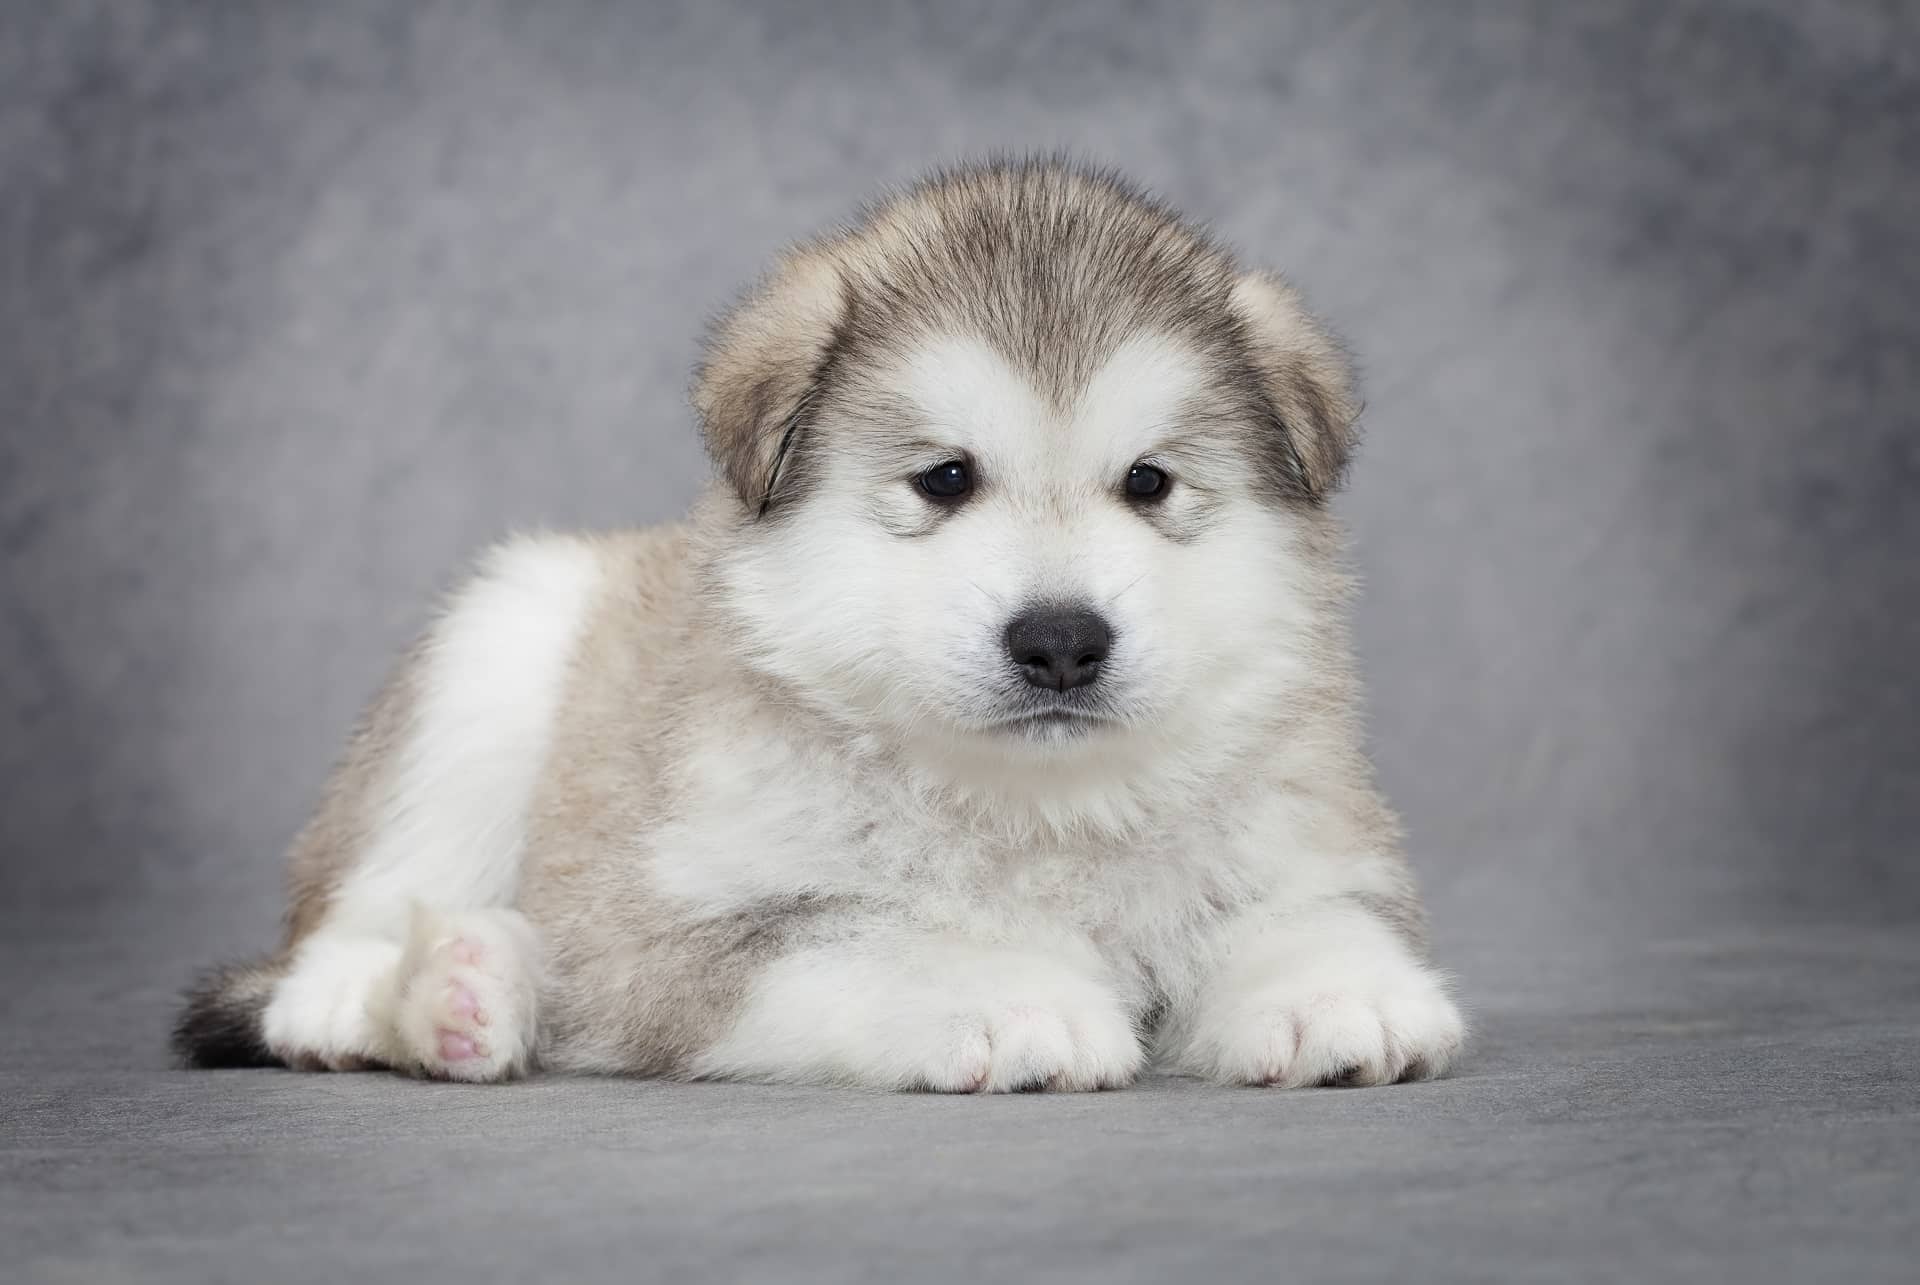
[516,525,841,1075]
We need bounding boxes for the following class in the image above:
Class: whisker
[963,577,1004,608]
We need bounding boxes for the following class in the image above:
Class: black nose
[1005,607,1112,692]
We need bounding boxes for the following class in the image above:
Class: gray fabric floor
[4,2,1918,1281]
[4,914,1918,1283]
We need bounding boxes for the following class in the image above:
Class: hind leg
[261,935,405,1071]
[189,536,602,1076]
[261,906,539,1082]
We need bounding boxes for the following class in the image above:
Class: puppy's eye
[1125,463,1169,500]
[918,460,972,500]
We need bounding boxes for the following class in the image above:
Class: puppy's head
[698,163,1356,799]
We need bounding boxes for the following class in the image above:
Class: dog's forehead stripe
[896,337,1046,445]
[893,333,1210,459]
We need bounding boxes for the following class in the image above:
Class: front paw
[694,944,1144,1093]
[903,998,1142,1093]
[1180,962,1465,1088]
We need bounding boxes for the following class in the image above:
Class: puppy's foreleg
[692,930,1143,1093]
[1163,898,1465,1087]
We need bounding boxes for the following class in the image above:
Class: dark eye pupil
[1127,464,1167,498]
[920,461,971,499]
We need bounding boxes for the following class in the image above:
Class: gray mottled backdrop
[7,0,1914,970]
[2,4,1918,1279]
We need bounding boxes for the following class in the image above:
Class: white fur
[262,935,403,1070]
[264,906,541,1078]
[1163,905,1466,1087]
[693,934,1142,1092]
[713,335,1319,834]
[328,533,604,935]
[264,534,595,1073]
[684,337,1363,914]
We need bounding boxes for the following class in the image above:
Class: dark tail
[171,958,285,1068]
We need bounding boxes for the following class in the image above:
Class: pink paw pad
[437,1030,488,1062]
[445,979,488,1025]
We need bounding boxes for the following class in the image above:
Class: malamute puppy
[176,161,1465,1092]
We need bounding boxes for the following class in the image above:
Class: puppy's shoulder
[543,524,696,672]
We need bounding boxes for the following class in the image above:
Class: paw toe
[982,1008,1077,1092]
[1199,978,1464,1089]
[444,977,489,1025]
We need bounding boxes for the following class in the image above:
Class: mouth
[985,706,1117,738]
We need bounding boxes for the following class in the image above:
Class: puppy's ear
[1229,271,1359,499]
[693,250,847,514]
